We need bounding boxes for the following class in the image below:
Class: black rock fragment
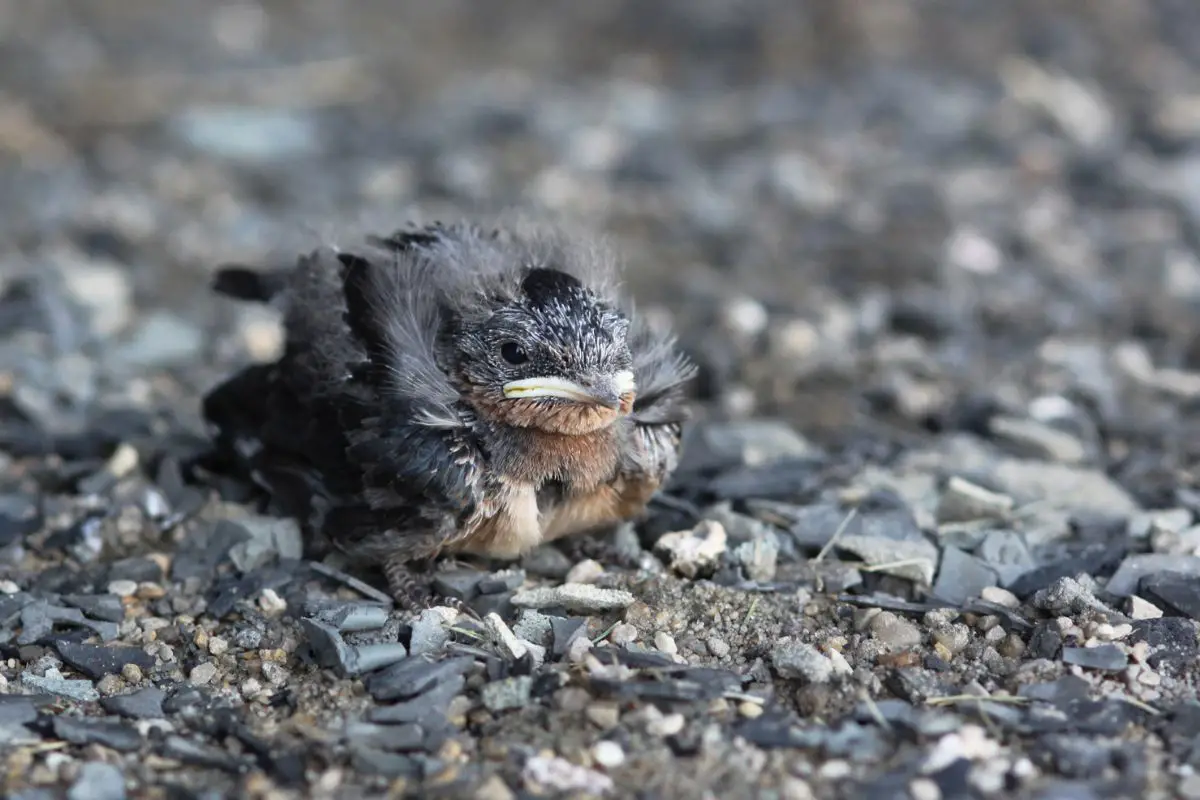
[367,655,475,702]
[1026,622,1064,660]
[0,493,42,547]
[60,594,125,623]
[19,600,120,645]
[101,687,167,719]
[56,642,156,680]
[1139,572,1200,620]
[932,546,998,605]
[550,616,588,659]
[1017,675,1092,707]
[170,520,251,583]
[368,673,465,725]
[52,716,141,752]
[1130,618,1199,671]
[310,602,389,632]
[301,617,407,677]
[1062,644,1127,672]
[160,735,249,773]
[104,557,164,585]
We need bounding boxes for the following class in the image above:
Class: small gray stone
[409,608,456,655]
[771,640,834,683]
[733,533,779,582]
[226,515,303,572]
[511,584,635,613]
[22,668,98,702]
[869,612,924,651]
[1062,644,1128,672]
[655,520,727,578]
[171,107,318,162]
[987,416,1088,464]
[1107,555,1200,596]
[976,530,1036,587]
[67,762,127,800]
[936,476,1014,524]
[112,312,204,368]
[512,610,554,648]
[481,675,533,712]
[932,546,999,605]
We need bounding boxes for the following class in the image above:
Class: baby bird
[199,221,695,609]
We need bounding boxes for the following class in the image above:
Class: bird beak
[502,370,636,410]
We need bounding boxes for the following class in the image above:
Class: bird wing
[620,307,697,479]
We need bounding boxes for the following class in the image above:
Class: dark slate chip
[59,594,125,624]
[0,492,42,547]
[466,592,514,619]
[1017,675,1092,707]
[57,642,156,680]
[0,593,33,626]
[1060,699,1147,736]
[101,687,166,719]
[367,656,475,702]
[703,457,825,502]
[206,564,297,619]
[885,669,955,705]
[1130,618,1199,671]
[306,561,394,606]
[1008,545,1125,599]
[105,557,164,585]
[590,667,743,703]
[52,716,141,752]
[477,569,524,596]
[431,570,485,601]
[1027,622,1064,660]
[162,686,213,716]
[550,617,588,658]
[930,758,972,800]
[976,529,1036,587]
[349,747,424,779]
[344,721,428,752]
[736,709,814,749]
[1155,701,1200,766]
[589,647,677,669]
[1035,734,1114,778]
[1062,644,1127,672]
[368,673,465,725]
[171,520,252,583]
[19,600,120,645]
[956,700,1027,732]
[1139,572,1200,620]
[160,735,249,773]
[301,617,407,677]
[311,602,390,632]
[931,546,998,605]
[66,760,127,800]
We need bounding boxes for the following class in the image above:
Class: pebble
[107,579,137,598]
[473,775,516,800]
[647,712,686,738]
[869,611,924,651]
[1129,595,1163,620]
[980,586,1021,608]
[482,676,534,713]
[484,612,528,660]
[772,640,834,683]
[654,520,728,578]
[706,636,730,658]
[188,661,218,686]
[411,607,457,656]
[67,761,127,800]
[609,622,639,646]
[511,583,635,613]
[653,632,678,655]
[565,559,605,584]
[592,740,626,768]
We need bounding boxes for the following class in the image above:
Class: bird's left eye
[500,342,529,365]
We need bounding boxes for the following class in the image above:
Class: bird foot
[384,557,480,619]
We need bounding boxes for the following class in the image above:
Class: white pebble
[107,579,137,598]
[592,740,626,768]
[565,559,605,585]
[979,586,1020,609]
[653,632,678,655]
[258,588,287,615]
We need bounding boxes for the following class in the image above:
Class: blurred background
[4,0,1200,502]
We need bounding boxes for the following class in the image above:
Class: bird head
[455,266,636,435]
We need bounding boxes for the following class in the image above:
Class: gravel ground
[3,2,1200,799]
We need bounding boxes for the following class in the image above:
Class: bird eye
[500,342,529,365]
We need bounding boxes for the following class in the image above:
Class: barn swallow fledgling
[199,221,696,610]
